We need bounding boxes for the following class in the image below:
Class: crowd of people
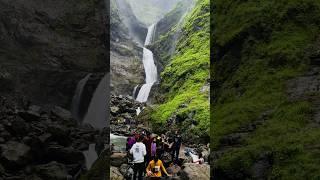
[125,129,204,179]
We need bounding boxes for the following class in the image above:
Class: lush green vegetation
[150,0,194,66]
[149,0,210,142]
[212,0,320,178]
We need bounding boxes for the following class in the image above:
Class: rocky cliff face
[110,0,145,96]
[0,0,109,179]
[0,0,108,108]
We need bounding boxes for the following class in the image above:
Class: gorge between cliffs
[110,0,210,179]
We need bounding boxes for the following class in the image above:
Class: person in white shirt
[130,136,146,180]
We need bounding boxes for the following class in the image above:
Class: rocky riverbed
[0,96,108,179]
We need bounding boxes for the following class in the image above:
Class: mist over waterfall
[83,74,109,129]
[136,24,158,102]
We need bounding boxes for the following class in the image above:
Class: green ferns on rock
[151,0,210,142]
[212,0,320,179]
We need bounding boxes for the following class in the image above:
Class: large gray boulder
[46,145,85,164]
[51,106,73,122]
[0,141,32,169]
[110,153,127,167]
[179,163,210,180]
[111,166,124,180]
[33,161,71,180]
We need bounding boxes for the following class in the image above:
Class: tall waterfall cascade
[136,24,158,102]
[82,73,109,129]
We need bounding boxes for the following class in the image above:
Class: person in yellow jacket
[146,155,172,178]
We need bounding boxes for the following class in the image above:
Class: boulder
[51,106,74,123]
[33,161,71,180]
[45,145,85,164]
[119,164,133,178]
[111,106,120,115]
[179,163,210,180]
[110,153,127,167]
[47,124,71,146]
[18,110,40,122]
[167,164,181,176]
[111,166,124,180]
[66,164,82,177]
[6,117,30,137]
[0,141,32,169]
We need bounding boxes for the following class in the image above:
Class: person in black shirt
[171,130,182,164]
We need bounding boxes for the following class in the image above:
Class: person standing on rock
[130,136,147,180]
[172,130,182,164]
[143,132,152,167]
[151,137,157,157]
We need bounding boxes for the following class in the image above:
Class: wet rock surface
[110,95,145,135]
[0,96,104,179]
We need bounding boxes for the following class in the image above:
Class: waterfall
[82,73,109,129]
[136,107,141,115]
[71,74,91,122]
[136,24,158,102]
[132,85,139,98]
[83,144,98,169]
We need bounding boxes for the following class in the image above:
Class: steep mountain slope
[146,0,210,143]
[212,0,320,179]
[150,0,195,72]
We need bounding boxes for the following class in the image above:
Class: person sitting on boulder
[146,154,171,178]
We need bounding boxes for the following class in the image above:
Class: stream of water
[136,24,158,103]
[110,133,127,152]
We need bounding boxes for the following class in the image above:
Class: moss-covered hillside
[149,0,210,143]
[150,0,194,69]
[212,0,320,179]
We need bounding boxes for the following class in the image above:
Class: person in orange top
[146,155,171,178]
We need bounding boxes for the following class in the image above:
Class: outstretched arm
[160,161,170,176]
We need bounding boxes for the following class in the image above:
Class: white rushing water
[83,144,98,170]
[136,107,141,115]
[82,73,109,129]
[71,73,91,122]
[136,24,158,102]
[132,85,138,98]
[110,133,127,152]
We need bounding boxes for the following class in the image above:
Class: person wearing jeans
[130,136,147,180]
